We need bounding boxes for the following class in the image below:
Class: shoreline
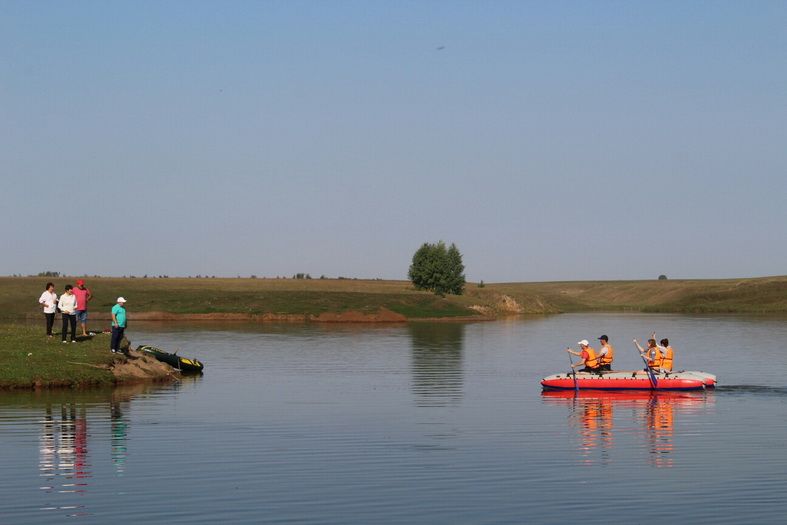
[16,309,496,324]
[0,325,184,391]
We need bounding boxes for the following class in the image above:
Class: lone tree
[408,241,466,295]
[658,274,668,280]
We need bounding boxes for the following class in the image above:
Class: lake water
[2,313,787,524]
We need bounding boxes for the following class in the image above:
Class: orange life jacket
[583,346,601,369]
[661,346,674,371]
[600,344,614,365]
[646,346,663,369]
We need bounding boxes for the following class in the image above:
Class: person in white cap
[110,297,128,354]
[566,339,601,373]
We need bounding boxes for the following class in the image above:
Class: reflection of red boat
[541,388,712,403]
[542,386,713,468]
[541,370,717,391]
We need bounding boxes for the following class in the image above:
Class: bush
[658,274,668,280]
[408,241,466,295]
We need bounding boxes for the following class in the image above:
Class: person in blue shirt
[111,297,127,354]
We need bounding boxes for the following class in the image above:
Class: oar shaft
[567,349,579,391]
[633,341,658,389]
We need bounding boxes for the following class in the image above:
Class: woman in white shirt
[38,282,58,337]
[57,285,78,343]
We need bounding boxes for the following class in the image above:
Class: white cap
[116,297,127,303]
[578,339,589,346]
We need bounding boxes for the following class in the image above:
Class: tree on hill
[408,241,466,295]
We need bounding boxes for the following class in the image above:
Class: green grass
[484,276,787,314]
[2,275,787,321]
[0,324,116,388]
[0,277,482,319]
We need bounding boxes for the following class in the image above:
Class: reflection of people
[111,401,129,474]
[39,405,56,489]
[111,297,127,354]
[58,285,78,343]
[577,399,614,464]
[73,279,93,337]
[646,396,675,468]
[597,335,615,371]
[38,282,58,338]
[567,340,601,373]
[544,390,711,469]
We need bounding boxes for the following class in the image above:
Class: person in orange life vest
[634,338,662,371]
[597,334,615,371]
[566,339,601,373]
[658,338,674,371]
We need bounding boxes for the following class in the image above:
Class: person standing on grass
[58,285,78,343]
[111,297,127,354]
[38,282,58,338]
[72,279,93,337]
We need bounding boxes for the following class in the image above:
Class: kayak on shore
[137,344,205,373]
[541,369,716,391]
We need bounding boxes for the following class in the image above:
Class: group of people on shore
[566,333,675,373]
[38,280,129,353]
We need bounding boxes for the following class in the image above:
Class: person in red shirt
[567,339,601,373]
[72,279,93,337]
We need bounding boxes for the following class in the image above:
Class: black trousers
[111,326,125,352]
[61,314,76,341]
[44,313,55,336]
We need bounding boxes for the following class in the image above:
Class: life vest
[600,344,614,365]
[583,346,601,369]
[661,346,674,371]
[646,347,662,369]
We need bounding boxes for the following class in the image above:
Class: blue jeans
[111,326,125,352]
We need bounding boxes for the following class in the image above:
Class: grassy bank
[484,275,787,314]
[2,275,787,321]
[0,324,116,388]
[0,277,478,321]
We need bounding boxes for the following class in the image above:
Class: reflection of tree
[409,323,465,406]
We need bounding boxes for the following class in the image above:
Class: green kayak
[137,344,204,373]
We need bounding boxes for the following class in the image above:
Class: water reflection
[110,392,130,475]
[543,390,715,467]
[0,384,168,519]
[409,323,465,407]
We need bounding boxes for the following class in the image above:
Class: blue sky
[2,1,785,281]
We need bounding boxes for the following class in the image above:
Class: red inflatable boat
[541,369,717,391]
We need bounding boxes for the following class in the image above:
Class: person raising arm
[634,337,662,371]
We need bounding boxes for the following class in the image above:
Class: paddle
[633,339,658,390]
[567,347,579,392]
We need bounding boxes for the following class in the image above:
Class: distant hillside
[2,275,786,321]
[480,276,787,314]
